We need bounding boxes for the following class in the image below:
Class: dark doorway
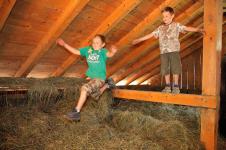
[219,55,226,137]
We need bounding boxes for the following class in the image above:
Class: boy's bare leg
[64,89,87,121]
[165,74,171,85]
[75,89,88,112]
[99,84,109,95]
[173,74,179,85]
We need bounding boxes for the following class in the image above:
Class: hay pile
[0,77,206,149]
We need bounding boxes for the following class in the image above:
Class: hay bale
[27,83,60,112]
[94,91,113,122]
[112,110,162,133]
[111,109,201,150]
[153,120,199,150]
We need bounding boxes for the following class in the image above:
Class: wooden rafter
[14,0,90,77]
[132,67,160,85]
[0,0,16,31]
[139,69,160,85]
[51,0,142,77]
[107,1,203,77]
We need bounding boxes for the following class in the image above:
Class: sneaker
[162,86,171,93]
[172,86,180,94]
[105,78,116,89]
[64,108,80,121]
[111,97,120,109]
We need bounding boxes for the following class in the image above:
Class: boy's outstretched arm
[107,45,118,57]
[184,26,205,34]
[56,38,81,55]
[132,33,154,45]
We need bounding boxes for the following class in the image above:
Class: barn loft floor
[0,77,203,150]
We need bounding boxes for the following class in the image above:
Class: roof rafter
[0,0,16,31]
[14,0,90,77]
[133,67,160,85]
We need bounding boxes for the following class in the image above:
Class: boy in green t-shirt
[56,34,117,121]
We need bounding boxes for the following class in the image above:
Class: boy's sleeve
[177,23,186,33]
[79,46,89,57]
[102,49,108,61]
[151,26,160,38]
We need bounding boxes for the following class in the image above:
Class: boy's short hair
[161,6,174,14]
[95,34,106,43]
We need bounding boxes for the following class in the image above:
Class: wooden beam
[200,0,222,149]
[0,0,4,7]
[107,2,203,77]
[123,41,203,86]
[0,0,16,31]
[14,0,90,77]
[136,68,160,85]
[140,73,160,85]
[51,0,142,76]
[202,1,222,95]
[112,89,216,109]
[201,108,220,150]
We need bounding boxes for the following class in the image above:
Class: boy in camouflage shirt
[133,6,204,94]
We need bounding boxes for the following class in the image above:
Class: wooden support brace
[112,89,216,109]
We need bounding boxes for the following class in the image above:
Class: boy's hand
[56,38,65,47]
[107,45,118,57]
[132,39,141,45]
[110,45,118,54]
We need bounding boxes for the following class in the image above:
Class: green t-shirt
[79,46,108,80]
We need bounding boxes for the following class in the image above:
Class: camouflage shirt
[152,22,186,54]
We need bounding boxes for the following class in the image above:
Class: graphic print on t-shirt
[87,52,100,63]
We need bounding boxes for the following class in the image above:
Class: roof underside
[0,0,225,85]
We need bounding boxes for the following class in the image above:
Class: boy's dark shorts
[160,52,182,75]
[81,79,105,99]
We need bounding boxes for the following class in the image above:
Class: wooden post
[201,0,222,149]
